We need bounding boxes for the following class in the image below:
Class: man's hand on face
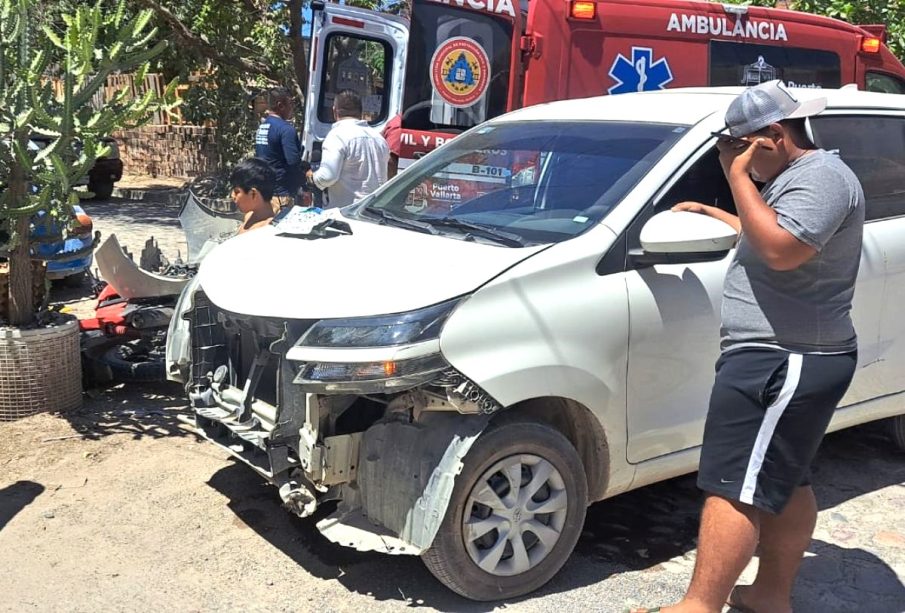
[717,137,768,179]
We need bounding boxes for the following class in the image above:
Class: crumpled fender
[164,274,203,384]
[317,412,491,554]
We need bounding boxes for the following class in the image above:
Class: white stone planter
[0,318,82,421]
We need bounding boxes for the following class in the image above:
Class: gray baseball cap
[723,80,827,137]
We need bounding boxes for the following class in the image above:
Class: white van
[167,87,905,601]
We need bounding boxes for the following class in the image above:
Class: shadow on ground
[205,421,905,608]
[47,277,96,308]
[207,464,505,611]
[795,539,905,612]
[62,381,192,441]
[0,481,45,532]
[80,197,182,228]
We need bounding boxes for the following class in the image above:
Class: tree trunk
[8,216,34,327]
[288,0,309,100]
[6,156,34,327]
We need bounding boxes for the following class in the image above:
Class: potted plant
[0,0,177,420]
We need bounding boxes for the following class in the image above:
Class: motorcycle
[79,191,239,385]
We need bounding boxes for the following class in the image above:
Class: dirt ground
[2,390,904,613]
[2,192,904,612]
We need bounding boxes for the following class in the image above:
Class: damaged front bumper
[182,295,500,555]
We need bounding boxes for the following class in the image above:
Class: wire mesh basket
[0,318,82,421]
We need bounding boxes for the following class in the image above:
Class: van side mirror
[630,211,736,267]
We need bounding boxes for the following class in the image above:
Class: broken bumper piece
[95,234,189,299]
[184,300,500,554]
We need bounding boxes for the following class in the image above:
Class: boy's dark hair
[333,89,363,119]
[267,86,292,110]
[229,157,276,202]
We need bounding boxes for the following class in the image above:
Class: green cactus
[0,0,178,326]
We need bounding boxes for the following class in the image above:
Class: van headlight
[296,298,461,348]
[292,353,450,393]
[286,298,462,393]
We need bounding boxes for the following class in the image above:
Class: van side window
[612,147,735,273]
[655,148,735,216]
[811,116,905,221]
[866,72,905,95]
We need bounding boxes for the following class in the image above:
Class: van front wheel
[888,415,905,451]
[422,419,587,601]
[88,180,114,200]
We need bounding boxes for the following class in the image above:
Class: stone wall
[113,125,219,179]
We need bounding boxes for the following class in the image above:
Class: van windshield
[354,121,685,246]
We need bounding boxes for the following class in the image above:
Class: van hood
[198,216,546,319]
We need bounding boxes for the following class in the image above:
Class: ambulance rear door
[303,3,408,160]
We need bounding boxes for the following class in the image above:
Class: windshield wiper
[426,217,527,247]
[362,207,438,235]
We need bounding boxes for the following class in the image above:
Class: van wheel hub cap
[462,454,569,576]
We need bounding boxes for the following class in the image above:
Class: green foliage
[146,0,303,174]
[0,0,177,324]
[791,0,905,60]
[719,0,905,61]
[181,72,258,174]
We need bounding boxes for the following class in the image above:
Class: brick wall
[113,125,219,179]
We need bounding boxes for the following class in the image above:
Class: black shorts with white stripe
[696,347,857,515]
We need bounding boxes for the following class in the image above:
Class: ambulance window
[317,34,391,125]
[709,41,841,89]
[402,0,513,132]
[811,115,905,221]
[866,73,905,95]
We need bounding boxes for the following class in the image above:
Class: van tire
[888,415,905,451]
[421,419,587,601]
[85,340,166,383]
[62,271,86,288]
[89,180,114,200]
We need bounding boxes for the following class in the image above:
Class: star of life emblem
[608,47,674,95]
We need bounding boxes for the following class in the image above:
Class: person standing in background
[255,87,305,210]
[382,113,402,178]
[307,90,389,208]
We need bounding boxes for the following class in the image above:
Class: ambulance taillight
[570,1,596,20]
[861,37,882,54]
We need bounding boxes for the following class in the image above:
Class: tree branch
[240,0,265,15]
[288,0,308,99]
[135,0,273,76]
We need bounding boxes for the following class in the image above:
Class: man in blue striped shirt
[255,87,305,209]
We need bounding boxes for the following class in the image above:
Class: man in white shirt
[307,90,390,208]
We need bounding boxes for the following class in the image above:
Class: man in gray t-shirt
[632,81,864,613]
[721,148,864,353]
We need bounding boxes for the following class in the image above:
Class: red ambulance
[303,0,905,206]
